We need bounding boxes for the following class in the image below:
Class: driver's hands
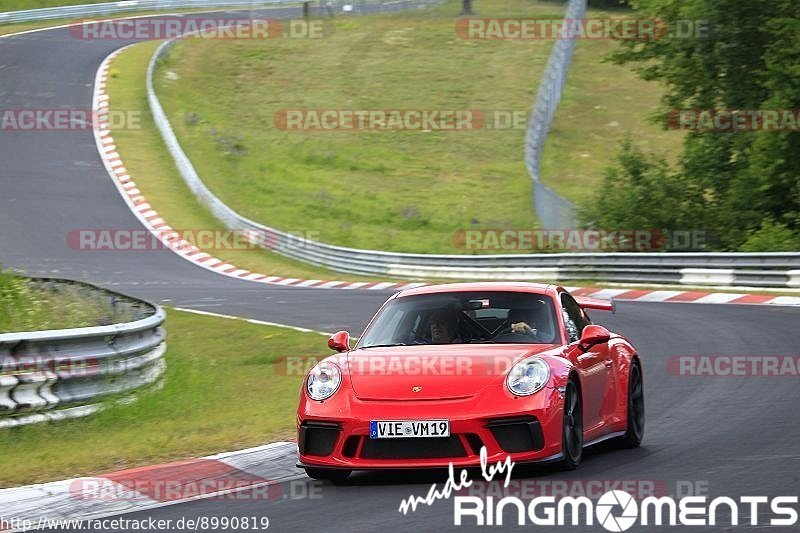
[511,321,536,335]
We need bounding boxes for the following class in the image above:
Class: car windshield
[358,291,560,347]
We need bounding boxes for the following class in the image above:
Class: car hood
[346,344,560,400]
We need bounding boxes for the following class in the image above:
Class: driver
[428,308,461,344]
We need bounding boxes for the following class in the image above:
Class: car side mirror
[578,325,611,351]
[328,331,351,352]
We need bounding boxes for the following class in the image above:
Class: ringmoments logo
[398,452,798,529]
[596,490,638,532]
[453,491,799,529]
[398,446,798,532]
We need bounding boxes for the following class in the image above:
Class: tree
[580,138,706,246]
[587,0,800,250]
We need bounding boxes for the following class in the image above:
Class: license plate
[369,420,450,439]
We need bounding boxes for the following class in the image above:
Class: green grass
[0,15,124,37]
[0,308,326,487]
[539,16,684,203]
[0,1,131,37]
[107,40,383,282]
[0,18,63,36]
[151,0,561,254]
[0,271,134,332]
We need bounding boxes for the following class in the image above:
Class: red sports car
[297,282,644,482]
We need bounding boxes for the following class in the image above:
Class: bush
[579,138,706,240]
[0,269,131,332]
[739,219,800,252]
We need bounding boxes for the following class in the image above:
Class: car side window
[560,293,591,343]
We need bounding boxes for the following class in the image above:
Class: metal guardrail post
[524,0,584,229]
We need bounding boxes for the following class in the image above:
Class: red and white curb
[92,49,799,307]
[568,287,799,306]
[0,442,299,531]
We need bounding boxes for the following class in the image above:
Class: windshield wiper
[361,343,407,349]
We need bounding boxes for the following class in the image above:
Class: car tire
[617,358,645,449]
[304,467,351,484]
[559,379,583,470]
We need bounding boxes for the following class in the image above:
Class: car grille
[487,416,544,453]
[360,436,467,459]
[298,421,341,456]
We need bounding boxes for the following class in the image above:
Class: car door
[561,292,610,431]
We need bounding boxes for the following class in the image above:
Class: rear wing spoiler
[575,296,616,314]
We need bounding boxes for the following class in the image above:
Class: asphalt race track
[0,6,390,334]
[1,10,799,533]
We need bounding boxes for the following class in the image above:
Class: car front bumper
[297,385,565,470]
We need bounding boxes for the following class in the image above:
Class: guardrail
[0,0,436,24]
[525,0,583,228]
[142,4,800,289]
[0,278,166,428]
[0,0,288,24]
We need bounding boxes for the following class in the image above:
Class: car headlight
[506,357,550,396]
[306,362,342,401]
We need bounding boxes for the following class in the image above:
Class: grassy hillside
[153,0,558,253]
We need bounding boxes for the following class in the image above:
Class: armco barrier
[0,0,438,25]
[0,278,166,428]
[0,0,289,24]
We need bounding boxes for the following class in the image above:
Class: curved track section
[1,11,799,533]
[0,9,390,333]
